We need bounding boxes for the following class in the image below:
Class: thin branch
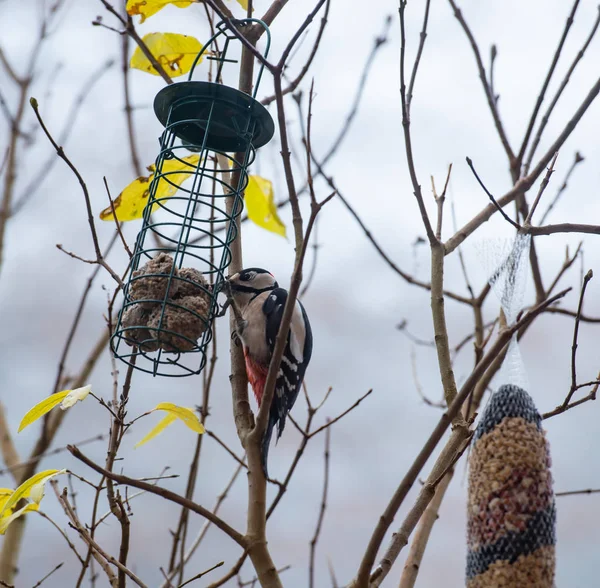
[447,0,515,167]
[524,222,600,237]
[11,58,115,215]
[556,487,600,497]
[261,0,332,106]
[518,0,582,169]
[406,0,431,114]
[37,511,84,565]
[309,426,331,588]
[69,446,245,544]
[121,30,142,176]
[568,270,593,396]
[465,157,520,230]
[30,98,122,285]
[539,151,584,225]
[54,485,117,587]
[310,162,473,306]
[160,464,243,588]
[308,389,373,439]
[177,562,224,588]
[399,0,436,244]
[525,4,600,172]
[60,490,144,587]
[31,562,64,588]
[524,151,559,225]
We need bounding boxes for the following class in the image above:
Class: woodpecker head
[227,268,278,308]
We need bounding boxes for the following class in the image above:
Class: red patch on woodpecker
[244,347,269,406]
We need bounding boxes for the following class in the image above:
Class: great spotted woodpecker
[227,268,313,476]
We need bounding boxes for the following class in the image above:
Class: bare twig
[160,464,243,588]
[177,562,224,588]
[525,4,600,172]
[406,0,431,114]
[11,58,115,215]
[54,485,117,587]
[309,426,331,588]
[539,152,584,225]
[68,445,246,547]
[308,389,373,439]
[465,157,520,230]
[399,0,436,244]
[518,0,582,170]
[524,151,559,225]
[121,30,142,176]
[447,0,515,167]
[30,98,122,285]
[261,0,332,106]
[31,562,64,588]
[556,487,600,497]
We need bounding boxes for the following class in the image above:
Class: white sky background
[1,0,600,586]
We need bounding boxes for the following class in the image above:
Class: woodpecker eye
[240,271,256,282]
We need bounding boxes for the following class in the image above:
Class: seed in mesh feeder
[129,252,180,308]
[148,295,210,352]
[466,384,555,588]
[174,267,208,298]
[120,304,159,352]
[120,253,211,353]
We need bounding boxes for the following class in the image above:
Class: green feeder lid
[154,81,275,152]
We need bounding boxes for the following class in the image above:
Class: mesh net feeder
[112,19,274,377]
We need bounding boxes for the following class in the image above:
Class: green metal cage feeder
[111,19,274,377]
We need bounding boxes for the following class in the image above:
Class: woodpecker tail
[260,412,277,478]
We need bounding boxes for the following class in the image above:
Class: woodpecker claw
[231,321,246,347]
[216,299,230,317]
[236,318,248,336]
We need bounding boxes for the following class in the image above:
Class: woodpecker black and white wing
[262,287,313,438]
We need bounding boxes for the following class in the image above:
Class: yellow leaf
[18,391,70,432]
[130,33,203,77]
[153,403,204,434]
[100,155,200,222]
[134,413,177,448]
[126,0,194,23]
[0,490,13,514]
[234,0,249,9]
[0,503,39,535]
[0,470,66,519]
[135,403,204,448]
[245,175,286,237]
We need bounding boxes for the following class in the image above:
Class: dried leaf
[126,0,195,23]
[245,175,286,237]
[100,154,200,221]
[130,32,203,77]
[60,385,92,409]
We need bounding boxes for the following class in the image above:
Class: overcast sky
[2,0,600,586]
